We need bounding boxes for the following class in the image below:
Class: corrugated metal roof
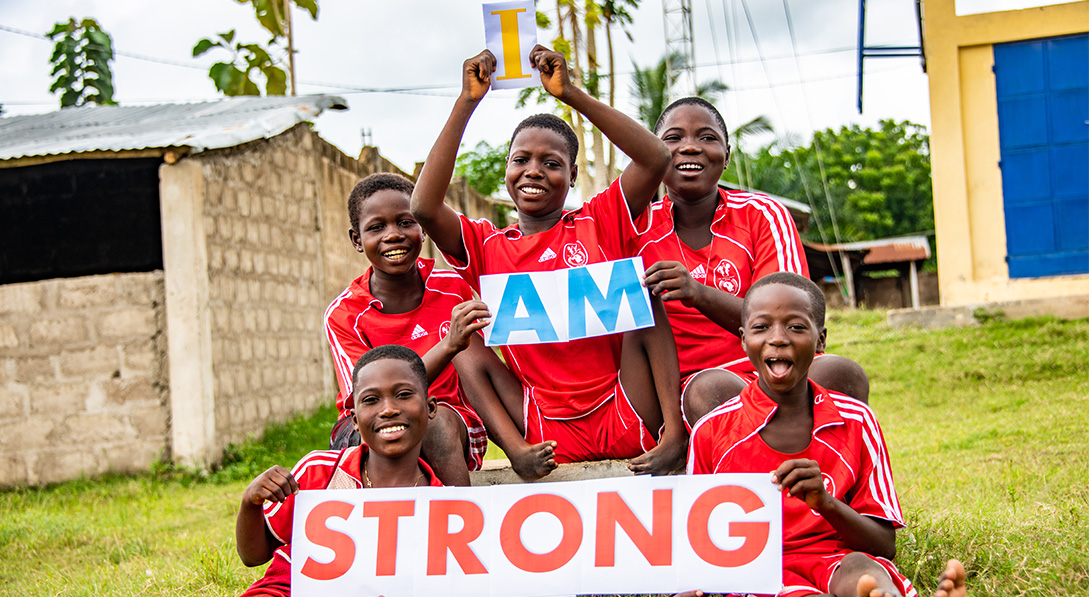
[807,235,932,264]
[0,95,348,162]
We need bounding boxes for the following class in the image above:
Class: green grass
[2,312,1087,596]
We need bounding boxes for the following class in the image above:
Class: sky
[1,0,943,173]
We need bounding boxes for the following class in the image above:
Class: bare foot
[508,441,557,481]
[856,574,899,597]
[934,559,967,597]
[629,435,687,475]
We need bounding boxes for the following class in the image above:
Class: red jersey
[244,445,442,597]
[635,189,807,377]
[324,259,474,419]
[687,380,904,555]
[441,179,640,419]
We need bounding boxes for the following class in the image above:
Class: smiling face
[506,127,577,222]
[657,104,729,203]
[351,357,436,460]
[741,282,827,401]
[349,189,423,276]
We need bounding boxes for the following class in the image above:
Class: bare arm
[643,260,743,338]
[421,300,492,384]
[529,45,669,216]
[628,295,688,475]
[236,465,297,566]
[410,51,495,263]
[773,459,897,559]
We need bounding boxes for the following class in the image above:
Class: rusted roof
[0,95,347,162]
[806,236,932,265]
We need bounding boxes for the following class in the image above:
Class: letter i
[491,8,531,80]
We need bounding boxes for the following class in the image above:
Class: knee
[423,407,465,456]
[683,371,746,425]
[811,355,870,403]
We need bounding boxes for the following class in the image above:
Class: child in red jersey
[236,345,444,597]
[638,97,869,429]
[687,272,912,597]
[411,45,687,476]
[324,173,496,486]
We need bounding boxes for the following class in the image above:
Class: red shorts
[240,545,291,597]
[524,383,656,463]
[779,550,917,597]
[329,402,487,472]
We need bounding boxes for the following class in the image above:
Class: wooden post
[841,252,856,308]
[909,260,921,309]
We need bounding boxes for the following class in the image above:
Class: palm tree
[630,51,728,130]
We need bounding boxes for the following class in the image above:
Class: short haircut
[510,113,580,164]
[352,344,429,397]
[347,173,415,234]
[654,97,732,155]
[743,272,826,328]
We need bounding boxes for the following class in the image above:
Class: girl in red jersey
[636,97,870,428]
[411,46,687,477]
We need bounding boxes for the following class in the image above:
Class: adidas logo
[410,324,428,340]
[538,247,557,262]
[691,264,707,279]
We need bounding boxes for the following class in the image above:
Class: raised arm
[421,300,492,384]
[411,51,495,263]
[529,45,670,216]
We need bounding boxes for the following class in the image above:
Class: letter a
[491,8,531,80]
[490,274,559,344]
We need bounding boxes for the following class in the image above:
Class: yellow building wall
[923,0,1089,305]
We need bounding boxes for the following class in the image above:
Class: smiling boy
[687,272,915,597]
[236,345,444,597]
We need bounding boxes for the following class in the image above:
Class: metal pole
[286,0,296,96]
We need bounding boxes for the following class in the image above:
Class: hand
[528,44,572,100]
[643,260,705,307]
[443,300,492,354]
[771,459,832,511]
[462,50,495,102]
[242,465,298,507]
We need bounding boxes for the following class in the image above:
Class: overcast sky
[0,0,966,172]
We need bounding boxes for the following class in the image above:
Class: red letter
[500,494,583,573]
[687,485,769,567]
[595,489,672,567]
[300,500,356,581]
[362,500,415,576]
[427,500,488,575]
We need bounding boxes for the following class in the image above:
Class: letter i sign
[483,0,541,90]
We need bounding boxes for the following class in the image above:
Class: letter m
[568,259,653,339]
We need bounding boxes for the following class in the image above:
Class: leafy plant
[194,0,319,96]
[455,140,509,197]
[46,18,117,108]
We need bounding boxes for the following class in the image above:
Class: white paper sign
[483,0,541,90]
[291,474,783,596]
[478,257,655,346]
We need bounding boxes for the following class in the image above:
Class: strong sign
[291,474,782,596]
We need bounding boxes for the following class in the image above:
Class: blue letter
[490,274,559,344]
[568,259,654,339]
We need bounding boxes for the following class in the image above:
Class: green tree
[630,51,727,130]
[724,120,933,244]
[194,0,318,96]
[47,18,116,108]
[455,140,509,196]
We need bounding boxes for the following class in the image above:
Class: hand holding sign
[461,50,495,102]
[528,44,574,101]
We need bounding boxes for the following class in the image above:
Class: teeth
[383,249,408,259]
[677,164,703,171]
[378,425,406,435]
[520,186,546,195]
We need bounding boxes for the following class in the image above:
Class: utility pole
[663,0,696,100]
[285,0,296,95]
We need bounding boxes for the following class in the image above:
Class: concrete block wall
[199,126,336,449]
[0,272,168,486]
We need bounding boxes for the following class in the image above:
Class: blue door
[994,33,1089,278]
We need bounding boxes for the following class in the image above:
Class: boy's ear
[816,327,827,354]
[569,165,578,188]
[426,395,438,420]
[349,228,364,253]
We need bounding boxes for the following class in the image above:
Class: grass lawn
[2,311,1087,596]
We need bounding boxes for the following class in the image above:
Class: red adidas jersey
[441,178,640,419]
[687,380,904,556]
[263,444,442,546]
[635,189,807,378]
[324,259,474,419]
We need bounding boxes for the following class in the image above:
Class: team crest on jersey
[822,472,836,497]
[562,241,589,267]
[713,259,742,295]
[690,264,707,280]
[439,321,451,340]
[410,324,428,340]
[538,247,557,263]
